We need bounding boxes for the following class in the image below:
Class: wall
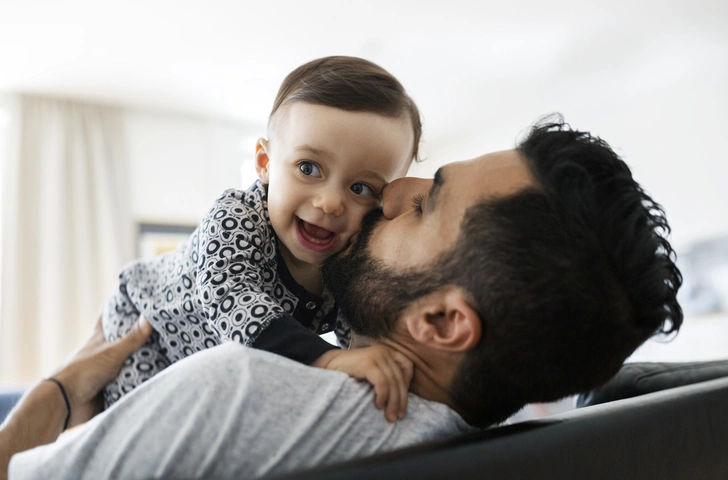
[123,108,263,227]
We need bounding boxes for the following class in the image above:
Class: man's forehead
[440,149,535,204]
[467,149,526,173]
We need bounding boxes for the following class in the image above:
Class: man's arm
[0,315,152,480]
[0,382,68,478]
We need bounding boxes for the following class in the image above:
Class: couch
[273,362,728,480]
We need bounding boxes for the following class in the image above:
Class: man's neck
[355,334,471,422]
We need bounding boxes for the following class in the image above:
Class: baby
[102,56,422,422]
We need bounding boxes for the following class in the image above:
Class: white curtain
[0,95,134,384]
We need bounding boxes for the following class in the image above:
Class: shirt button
[306,301,317,310]
[320,323,330,331]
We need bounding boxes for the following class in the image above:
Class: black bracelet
[44,377,71,431]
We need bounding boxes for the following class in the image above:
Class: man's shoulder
[201,342,299,366]
[9,343,475,480]
[178,343,348,384]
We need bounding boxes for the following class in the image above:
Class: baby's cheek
[348,208,372,232]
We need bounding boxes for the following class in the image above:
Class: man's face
[323,149,535,337]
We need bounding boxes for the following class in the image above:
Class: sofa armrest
[577,359,728,407]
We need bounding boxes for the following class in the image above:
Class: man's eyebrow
[427,167,445,213]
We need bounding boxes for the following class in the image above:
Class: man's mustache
[358,207,385,243]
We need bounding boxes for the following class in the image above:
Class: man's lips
[296,218,339,253]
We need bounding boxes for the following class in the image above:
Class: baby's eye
[299,161,322,178]
[351,183,376,197]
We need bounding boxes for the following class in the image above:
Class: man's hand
[313,346,414,422]
[52,315,153,427]
[1,314,152,480]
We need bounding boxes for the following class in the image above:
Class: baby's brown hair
[270,56,422,162]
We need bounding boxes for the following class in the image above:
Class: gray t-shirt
[10,343,475,479]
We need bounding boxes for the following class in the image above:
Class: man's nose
[382,177,432,219]
[312,188,345,217]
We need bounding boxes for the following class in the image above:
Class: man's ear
[255,138,270,184]
[404,287,482,353]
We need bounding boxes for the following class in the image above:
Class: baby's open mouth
[296,218,338,252]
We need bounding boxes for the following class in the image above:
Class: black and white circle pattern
[102,182,345,408]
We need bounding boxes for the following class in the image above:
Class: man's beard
[322,208,441,339]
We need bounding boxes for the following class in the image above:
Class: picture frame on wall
[137,223,197,259]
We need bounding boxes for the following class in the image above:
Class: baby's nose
[312,189,345,216]
[382,177,432,219]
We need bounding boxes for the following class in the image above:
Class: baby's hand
[315,346,414,422]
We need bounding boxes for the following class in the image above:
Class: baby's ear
[255,138,270,184]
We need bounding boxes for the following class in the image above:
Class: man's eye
[411,194,424,214]
[299,161,321,177]
[351,183,375,197]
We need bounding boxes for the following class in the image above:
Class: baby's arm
[312,346,414,422]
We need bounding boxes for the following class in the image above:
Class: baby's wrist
[311,349,343,369]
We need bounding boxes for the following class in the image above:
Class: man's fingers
[127,315,153,347]
[109,316,153,359]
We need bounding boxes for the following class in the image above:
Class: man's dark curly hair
[446,117,683,427]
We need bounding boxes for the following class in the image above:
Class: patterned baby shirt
[102,181,350,407]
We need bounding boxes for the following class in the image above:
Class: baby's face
[256,102,413,269]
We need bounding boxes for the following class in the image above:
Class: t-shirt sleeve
[196,189,290,346]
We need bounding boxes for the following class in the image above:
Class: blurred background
[1,0,727,397]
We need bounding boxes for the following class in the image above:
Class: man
[1,119,682,479]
